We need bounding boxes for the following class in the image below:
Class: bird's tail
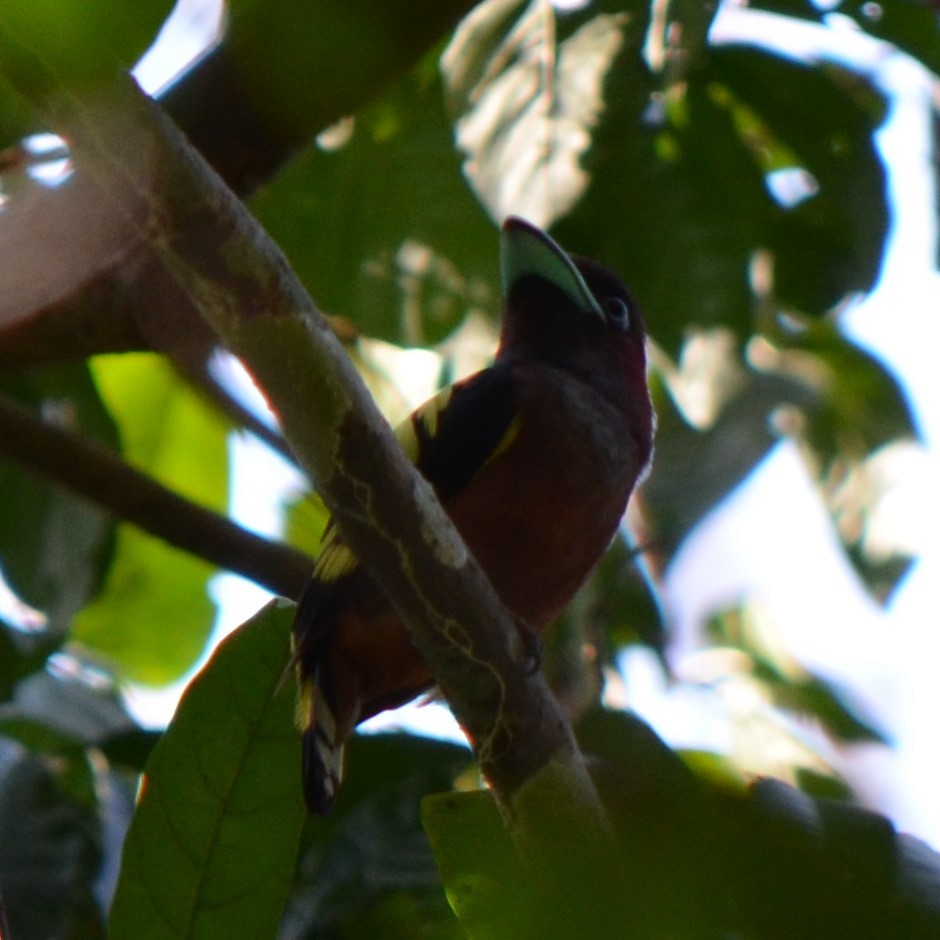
[298,670,345,815]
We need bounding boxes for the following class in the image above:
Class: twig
[0,393,312,600]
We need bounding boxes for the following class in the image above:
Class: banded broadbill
[293,217,654,814]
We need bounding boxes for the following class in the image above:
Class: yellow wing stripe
[313,524,359,583]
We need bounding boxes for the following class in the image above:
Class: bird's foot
[515,619,543,676]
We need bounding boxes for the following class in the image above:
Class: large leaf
[710,46,888,315]
[109,600,304,940]
[0,364,118,624]
[441,0,631,228]
[72,354,229,683]
[251,63,495,348]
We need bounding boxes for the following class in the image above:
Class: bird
[293,216,654,815]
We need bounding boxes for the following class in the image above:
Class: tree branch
[0,55,610,832]
[0,393,312,599]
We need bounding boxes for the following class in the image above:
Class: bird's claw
[516,619,543,676]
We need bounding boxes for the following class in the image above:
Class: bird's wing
[294,363,519,645]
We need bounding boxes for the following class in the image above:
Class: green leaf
[73,354,230,683]
[0,618,58,700]
[0,0,173,92]
[0,71,35,147]
[557,43,887,356]
[89,354,229,514]
[423,790,538,939]
[1,666,133,746]
[710,47,888,316]
[558,55,766,354]
[0,364,118,623]
[250,65,495,347]
[769,317,917,460]
[109,600,304,940]
[71,526,217,685]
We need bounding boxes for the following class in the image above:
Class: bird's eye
[604,296,631,330]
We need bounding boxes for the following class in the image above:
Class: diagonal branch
[0,393,312,599]
[0,55,610,835]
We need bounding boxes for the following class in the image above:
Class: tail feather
[301,679,345,815]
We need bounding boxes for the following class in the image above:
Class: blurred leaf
[88,354,229,513]
[0,73,35,147]
[0,619,59,700]
[423,789,541,939]
[251,65,495,348]
[707,605,890,745]
[424,726,723,939]
[109,600,304,940]
[726,777,940,938]
[558,43,887,357]
[442,0,630,228]
[710,47,888,315]
[1,666,134,746]
[844,541,915,604]
[73,354,230,683]
[0,737,104,940]
[224,0,480,150]
[560,73,765,354]
[0,364,118,622]
[642,368,811,566]
[282,733,470,939]
[0,0,173,91]
[71,526,217,685]
[766,317,917,460]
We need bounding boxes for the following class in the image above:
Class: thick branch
[3,65,607,826]
[0,393,312,599]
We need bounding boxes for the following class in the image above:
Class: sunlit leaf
[72,354,230,684]
[442,0,629,228]
[423,790,538,939]
[109,600,304,940]
[72,525,216,685]
[89,353,229,513]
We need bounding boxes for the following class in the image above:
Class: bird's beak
[500,216,604,321]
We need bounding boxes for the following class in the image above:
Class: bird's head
[498,216,652,451]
